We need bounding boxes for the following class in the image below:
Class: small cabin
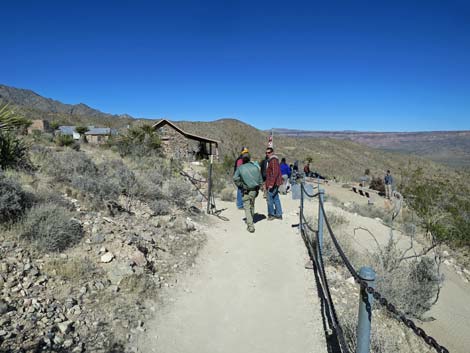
[152,119,219,160]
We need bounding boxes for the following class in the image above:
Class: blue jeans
[236,187,243,209]
[267,187,282,217]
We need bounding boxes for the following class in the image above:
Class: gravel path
[138,193,327,353]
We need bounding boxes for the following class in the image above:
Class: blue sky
[2,0,469,131]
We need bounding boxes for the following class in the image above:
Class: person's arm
[233,168,243,188]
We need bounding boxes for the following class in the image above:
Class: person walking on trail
[233,153,263,233]
[260,152,269,199]
[384,170,394,200]
[234,147,249,209]
[265,147,283,220]
[280,157,291,194]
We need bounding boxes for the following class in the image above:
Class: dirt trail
[138,194,328,353]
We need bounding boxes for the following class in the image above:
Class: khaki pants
[243,190,258,231]
[385,184,392,199]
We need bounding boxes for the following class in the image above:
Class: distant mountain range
[0,84,140,128]
[272,128,470,168]
[1,83,469,168]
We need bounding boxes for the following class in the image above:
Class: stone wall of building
[87,135,110,144]
[157,125,203,161]
[27,120,50,134]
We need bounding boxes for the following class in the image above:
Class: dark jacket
[260,157,269,181]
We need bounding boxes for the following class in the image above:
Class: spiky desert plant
[0,104,31,130]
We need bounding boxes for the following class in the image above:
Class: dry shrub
[21,203,83,252]
[0,175,33,223]
[220,187,235,201]
[346,202,390,223]
[371,239,441,318]
[148,199,171,215]
[339,305,401,353]
[33,186,75,211]
[43,257,100,281]
[118,274,157,297]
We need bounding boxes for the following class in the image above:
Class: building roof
[57,126,116,136]
[57,126,76,135]
[85,127,117,135]
[152,119,219,146]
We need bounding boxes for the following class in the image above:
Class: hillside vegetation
[178,119,462,184]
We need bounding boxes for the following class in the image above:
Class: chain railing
[297,179,450,353]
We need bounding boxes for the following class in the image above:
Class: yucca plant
[0,104,31,131]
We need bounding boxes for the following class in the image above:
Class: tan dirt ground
[138,191,328,353]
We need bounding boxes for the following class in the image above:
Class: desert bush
[148,199,171,215]
[43,257,100,281]
[370,237,441,318]
[167,178,192,208]
[21,203,83,252]
[322,229,359,267]
[370,176,385,194]
[0,175,33,223]
[346,202,390,223]
[220,187,235,201]
[111,125,161,157]
[33,187,75,211]
[55,134,75,147]
[0,131,33,170]
[401,167,470,247]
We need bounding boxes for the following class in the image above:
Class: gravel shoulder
[138,193,327,353]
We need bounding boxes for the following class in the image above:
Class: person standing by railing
[265,147,283,220]
[280,157,291,194]
[384,170,393,200]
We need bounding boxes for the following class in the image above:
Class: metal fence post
[207,154,213,214]
[356,267,376,353]
[318,188,324,251]
[300,180,304,230]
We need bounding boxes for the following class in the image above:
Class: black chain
[301,183,320,198]
[318,198,450,353]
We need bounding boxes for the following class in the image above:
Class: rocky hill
[1,83,468,177]
[0,84,143,129]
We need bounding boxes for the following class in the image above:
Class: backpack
[260,158,269,181]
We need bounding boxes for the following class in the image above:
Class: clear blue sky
[2,0,469,131]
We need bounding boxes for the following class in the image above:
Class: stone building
[27,120,51,134]
[152,119,219,160]
[85,127,117,144]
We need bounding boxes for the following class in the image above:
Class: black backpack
[260,158,269,181]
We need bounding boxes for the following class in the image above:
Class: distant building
[85,127,117,144]
[55,125,117,143]
[27,120,51,134]
[57,126,80,140]
[152,119,219,160]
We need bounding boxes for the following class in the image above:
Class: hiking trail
[138,193,328,353]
